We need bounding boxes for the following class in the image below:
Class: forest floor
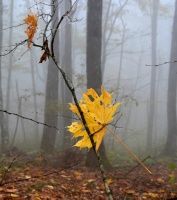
[0,151,177,200]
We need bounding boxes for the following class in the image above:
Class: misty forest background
[0,0,177,168]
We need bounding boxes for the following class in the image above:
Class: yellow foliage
[68,86,121,152]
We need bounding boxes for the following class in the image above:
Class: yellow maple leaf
[68,86,121,152]
[24,12,37,48]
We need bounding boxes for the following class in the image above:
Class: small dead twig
[146,60,177,66]
[3,23,26,30]
[0,163,79,186]
[0,152,21,186]
[125,155,151,177]
[0,40,27,57]
[0,109,59,130]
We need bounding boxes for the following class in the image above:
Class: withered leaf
[39,39,50,63]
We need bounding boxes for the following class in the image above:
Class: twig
[125,155,151,176]
[0,109,59,130]
[0,163,79,186]
[146,60,177,66]
[3,23,26,30]
[0,152,21,186]
[0,40,27,57]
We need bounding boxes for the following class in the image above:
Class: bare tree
[147,0,159,149]
[41,1,59,152]
[102,0,129,75]
[6,0,14,134]
[25,0,39,139]
[0,0,8,152]
[62,0,72,150]
[165,0,177,155]
[85,0,112,169]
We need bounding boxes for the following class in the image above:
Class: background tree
[62,0,72,150]
[25,0,39,141]
[102,0,128,75]
[0,0,8,152]
[41,1,59,152]
[85,0,112,169]
[0,0,174,160]
[147,0,159,149]
[165,0,177,155]
[6,0,14,133]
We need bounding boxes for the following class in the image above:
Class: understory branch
[0,109,59,130]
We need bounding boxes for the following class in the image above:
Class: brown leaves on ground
[24,12,37,48]
[0,155,177,200]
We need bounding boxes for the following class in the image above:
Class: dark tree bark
[165,0,177,155]
[41,2,59,152]
[147,0,159,149]
[0,0,8,152]
[85,0,112,169]
[86,0,102,92]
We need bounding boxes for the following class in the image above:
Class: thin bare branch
[3,23,25,30]
[0,40,27,57]
[125,156,151,176]
[146,60,177,66]
[34,111,78,121]
[0,109,59,130]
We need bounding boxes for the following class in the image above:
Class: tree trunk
[0,0,8,152]
[165,0,177,155]
[15,81,27,143]
[30,50,39,139]
[41,2,59,153]
[147,0,159,149]
[6,0,14,131]
[85,0,112,169]
[62,0,72,150]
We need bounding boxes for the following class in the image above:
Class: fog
[0,0,176,159]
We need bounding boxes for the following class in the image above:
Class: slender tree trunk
[102,0,128,75]
[15,81,27,143]
[117,17,125,93]
[62,0,72,150]
[30,50,39,139]
[165,0,177,155]
[55,1,64,150]
[102,0,112,72]
[85,0,112,169]
[116,16,125,142]
[6,0,14,126]
[147,0,159,149]
[0,0,8,152]
[154,66,162,152]
[122,48,144,143]
[25,0,39,141]
[11,81,23,147]
[41,1,59,152]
